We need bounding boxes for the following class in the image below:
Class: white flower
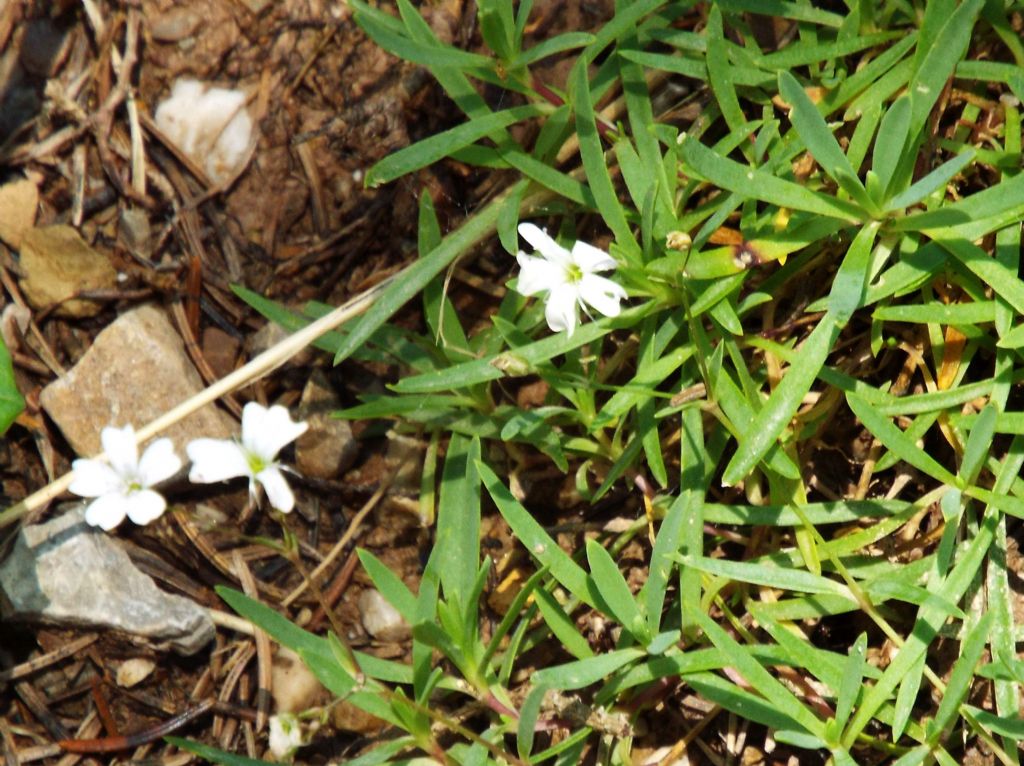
[69,425,182,530]
[515,222,627,336]
[268,713,304,760]
[186,402,308,512]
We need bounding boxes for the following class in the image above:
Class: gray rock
[295,369,358,480]
[40,304,236,457]
[0,506,214,654]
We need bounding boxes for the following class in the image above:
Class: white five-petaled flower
[515,222,627,336]
[186,402,308,513]
[69,425,183,531]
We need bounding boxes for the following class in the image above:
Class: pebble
[358,588,410,642]
[40,304,236,456]
[271,647,327,713]
[148,7,203,42]
[154,79,253,184]
[295,370,358,480]
[0,505,214,654]
[0,178,38,249]
[115,657,156,687]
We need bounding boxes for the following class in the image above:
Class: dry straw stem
[0,275,395,530]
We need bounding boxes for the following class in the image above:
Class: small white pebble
[115,658,155,688]
[358,589,410,642]
[154,78,253,184]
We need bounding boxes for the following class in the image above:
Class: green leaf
[884,149,975,212]
[0,334,22,435]
[828,221,879,323]
[684,671,806,733]
[906,0,985,135]
[517,684,547,760]
[435,434,481,602]
[392,301,655,393]
[680,555,854,600]
[872,301,994,325]
[334,179,528,365]
[366,104,548,187]
[963,706,1024,739]
[715,0,843,26]
[872,96,911,192]
[778,71,872,211]
[960,402,997,486]
[357,549,418,621]
[571,61,637,253]
[679,133,863,221]
[477,0,515,59]
[926,610,993,742]
[354,3,495,71]
[842,507,1000,746]
[216,586,330,663]
[585,539,650,644]
[846,393,959,486]
[721,316,841,486]
[694,610,826,738]
[513,31,594,67]
[535,588,593,660]
[643,490,690,635]
[706,6,745,133]
[478,461,595,608]
[480,565,549,669]
[166,739,273,765]
[532,648,645,690]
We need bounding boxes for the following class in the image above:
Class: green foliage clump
[208,2,1024,764]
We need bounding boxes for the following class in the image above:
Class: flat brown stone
[40,304,236,457]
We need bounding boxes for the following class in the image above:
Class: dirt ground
[0,0,658,764]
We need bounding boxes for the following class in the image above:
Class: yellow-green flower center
[247,452,268,476]
[565,263,583,283]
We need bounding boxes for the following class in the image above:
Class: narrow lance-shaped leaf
[571,60,638,254]
[0,335,23,436]
[586,538,650,644]
[884,149,975,212]
[435,434,482,602]
[366,104,548,187]
[706,5,745,133]
[778,70,873,212]
[872,96,911,192]
[679,133,863,221]
[334,179,529,365]
[906,0,985,135]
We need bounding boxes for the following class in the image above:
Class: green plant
[196,1,1024,763]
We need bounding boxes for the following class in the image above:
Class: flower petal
[578,273,627,318]
[69,459,124,498]
[518,223,571,266]
[570,240,617,273]
[84,493,130,530]
[125,489,168,526]
[515,253,565,296]
[257,466,295,512]
[544,282,580,335]
[186,438,251,483]
[242,403,308,461]
[101,425,138,477]
[138,438,183,487]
